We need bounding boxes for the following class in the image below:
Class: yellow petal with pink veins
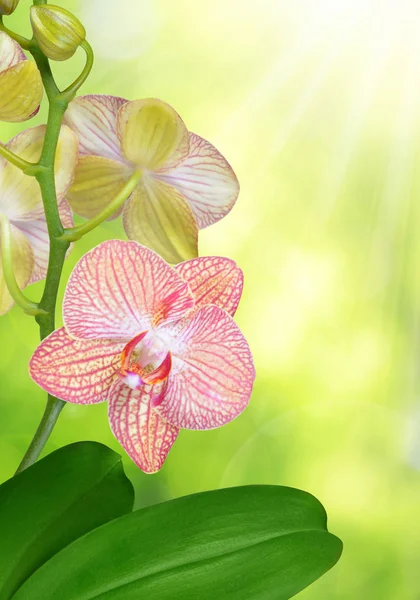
[122,177,198,265]
[63,94,127,161]
[0,224,34,315]
[117,98,189,171]
[0,60,42,123]
[67,155,134,220]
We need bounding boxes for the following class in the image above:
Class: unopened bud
[30,5,86,62]
[0,0,20,16]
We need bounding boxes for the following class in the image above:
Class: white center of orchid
[123,372,143,390]
[135,330,168,369]
[120,329,172,391]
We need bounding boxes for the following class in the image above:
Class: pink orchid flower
[0,125,78,314]
[0,31,43,122]
[29,240,255,473]
[63,95,239,264]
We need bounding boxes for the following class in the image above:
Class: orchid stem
[15,28,92,473]
[15,396,65,474]
[0,17,32,50]
[60,40,94,102]
[0,143,40,175]
[60,169,142,242]
[0,214,47,316]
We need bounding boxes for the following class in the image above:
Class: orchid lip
[120,331,172,389]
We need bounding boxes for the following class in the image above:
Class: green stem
[15,46,71,474]
[16,9,95,474]
[61,169,142,242]
[61,40,94,101]
[0,17,31,50]
[0,143,40,175]
[15,396,65,474]
[0,214,46,316]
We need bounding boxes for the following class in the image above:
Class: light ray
[367,38,420,308]
[219,0,367,137]
[314,13,400,224]
[262,4,371,162]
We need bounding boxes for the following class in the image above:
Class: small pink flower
[29,240,255,473]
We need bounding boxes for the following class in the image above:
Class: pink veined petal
[29,327,124,405]
[63,240,195,341]
[157,132,239,229]
[176,256,244,317]
[155,304,255,430]
[0,222,34,315]
[108,378,179,473]
[0,31,25,68]
[63,95,128,162]
[16,199,74,285]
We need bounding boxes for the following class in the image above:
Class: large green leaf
[0,441,134,600]
[13,485,342,600]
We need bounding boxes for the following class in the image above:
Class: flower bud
[30,5,86,62]
[0,0,20,16]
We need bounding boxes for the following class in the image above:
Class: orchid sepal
[0,32,43,123]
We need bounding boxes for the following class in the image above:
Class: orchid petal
[29,327,124,404]
[108,378,179,473]
[0,31,25,66]
[0,33,42,123]
[0,125,78,221]
[67,155,134,220]
[117,98,189,171]
[15,218,48,284]
[158,133,239,228]
[17,199,74,285]
[122,177,198,264]
[156,305,255,430]
[63,94,127,161]
[176,256,243,316]
[0,223,34,315]
[63,240,194,341]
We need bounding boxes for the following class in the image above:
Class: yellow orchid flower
[0,125,78,315]
[0,32,43,123]
[64,96,239,264]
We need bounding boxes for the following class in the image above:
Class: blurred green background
[1,0,420,597]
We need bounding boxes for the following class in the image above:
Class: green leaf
[12,485,342,600]
[0,441,134,600]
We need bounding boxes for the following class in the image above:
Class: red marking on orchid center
[120,330,172,389]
